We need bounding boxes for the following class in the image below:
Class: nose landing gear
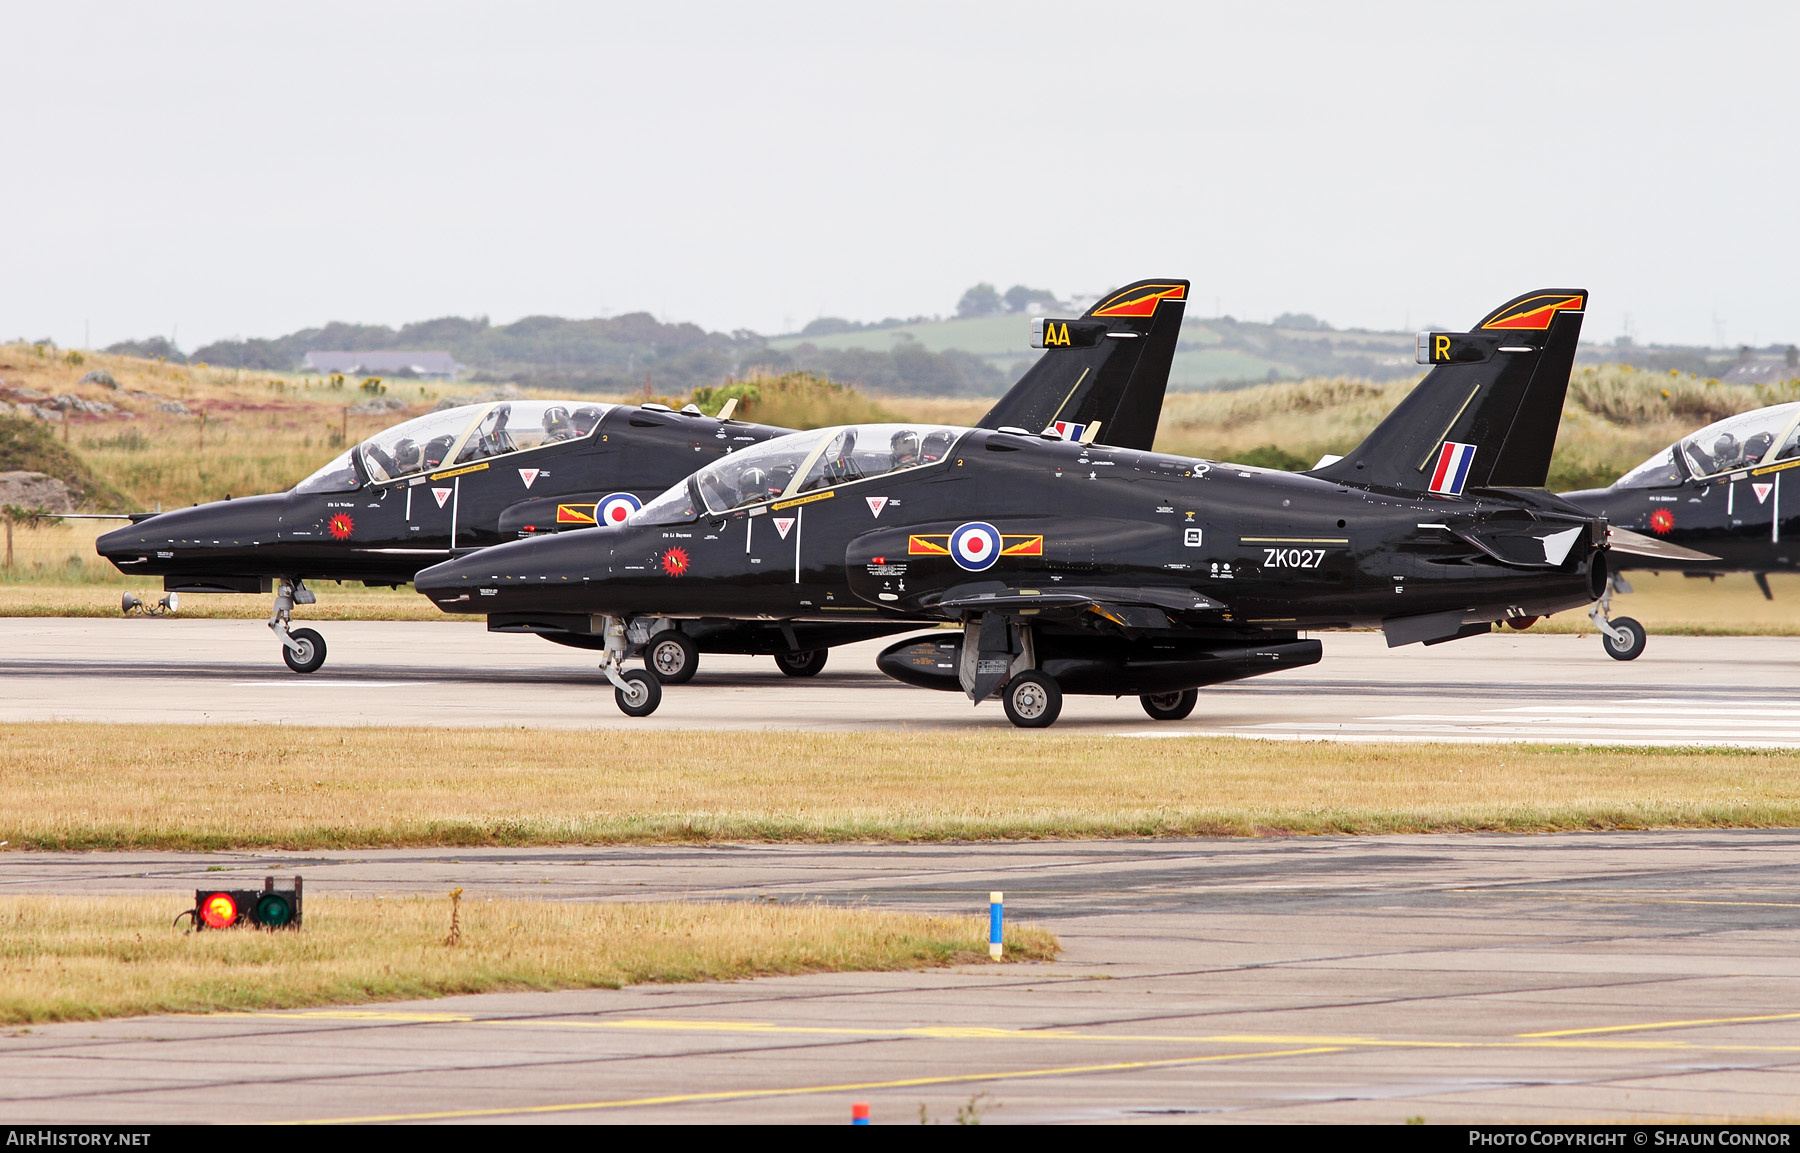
[269,579,327,673]
[1589,574,1647,661]
[601,616,663,716]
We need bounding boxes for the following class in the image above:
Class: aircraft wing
[1607,526,1720,563]
[930,582,1228,629]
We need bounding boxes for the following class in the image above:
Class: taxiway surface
[2,618,1798,745]
[5,832,1800,1123]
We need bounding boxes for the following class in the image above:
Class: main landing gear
[644,629,699,685]
[1001,671,1062,728]
[773,649,828,678]
[270,579,327,674]
[1589,574,1647,661]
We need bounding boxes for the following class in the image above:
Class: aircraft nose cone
[95,494,288,560]
[415,529,611,614]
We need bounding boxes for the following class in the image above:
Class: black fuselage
[1565,466,1800,576]
[96,405,782,590]
[417,429,1607,647]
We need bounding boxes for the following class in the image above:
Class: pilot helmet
[571,406,603,436]
[891,429,921,466]
[393,437,423,472]
[741,467,769,496]
[1712,431,1739,459]
[542,406,573,439]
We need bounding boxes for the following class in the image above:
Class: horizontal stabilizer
[1607,526,1719,563]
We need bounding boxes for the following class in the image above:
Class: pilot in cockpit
[921,429,954,463]
[891,429,921,470]
[392,437,424,475]
[542,406,576,442]
[571,406,604,436]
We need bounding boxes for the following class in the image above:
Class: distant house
[303,350,460,379]
[1719,346,1800,385]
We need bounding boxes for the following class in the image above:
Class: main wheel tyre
[1602,616,1647,661]
[614,669,662,717]
[773,649,828,678]
[1140,688,1199,721]
[281,628,327,674]
[1002,671,1062,729]
[645,630,699,684]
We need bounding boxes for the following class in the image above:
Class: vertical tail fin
[1310,289,1588,494]
[974,278,1188,450]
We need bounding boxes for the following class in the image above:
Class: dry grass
[0,342,625,511]
[2,725,1796,851]
[0,895,1054,1024]
[1521,570,1800,636]
[1155,364,1798,491]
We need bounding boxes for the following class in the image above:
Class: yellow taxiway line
[291,1046,1349,1125]
[256,1009,1800,1054]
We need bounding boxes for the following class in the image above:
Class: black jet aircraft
[1561,403,1800,659]
[418,288,1665,727]
[97,277,1190,678]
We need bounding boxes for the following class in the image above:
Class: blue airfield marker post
[989,891,1003,959]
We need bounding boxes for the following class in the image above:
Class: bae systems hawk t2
[97,278,1190,679]
[1562,403,1800,659]
[418,288,1656,727]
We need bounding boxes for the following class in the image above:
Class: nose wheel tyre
[614,669,663,717]
[773,649,828,678]
[645,630,699,684]
[1002,671,1062,729]
[1602,616,1647,661]
[281,628,327,674]
[1140,688,1199,721]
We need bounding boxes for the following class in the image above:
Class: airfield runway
[2,618,1798,745]
[7,619,1800,1123]
[5,831,1800,1123]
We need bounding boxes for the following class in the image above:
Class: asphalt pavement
[3,618,1800,744]
[4,832,1800,1123]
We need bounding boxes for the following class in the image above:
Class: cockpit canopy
[631,423,965,526]
[1615,402,1800,489]
[293,401,612,494]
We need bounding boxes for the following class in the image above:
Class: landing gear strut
[270,579,327,674]
[600,616,662,716]
[1589,574,1647,661]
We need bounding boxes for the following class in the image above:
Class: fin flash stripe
[1092,284,1187,318]
[1481,293,1586,330]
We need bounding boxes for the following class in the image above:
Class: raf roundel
[949,521,1002,571]
[597,492,643,527]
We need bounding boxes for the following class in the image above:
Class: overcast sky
[6,1,1796,350]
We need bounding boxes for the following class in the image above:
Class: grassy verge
[4,725,1797,850]
[0,895,1054,1024]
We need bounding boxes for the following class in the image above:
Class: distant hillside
[112,314,1002,399]
[770,313,1420,390]
[102,290,1800,399]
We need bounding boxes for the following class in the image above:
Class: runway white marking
[1169,696,1800,747]
[228,681,428,688]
